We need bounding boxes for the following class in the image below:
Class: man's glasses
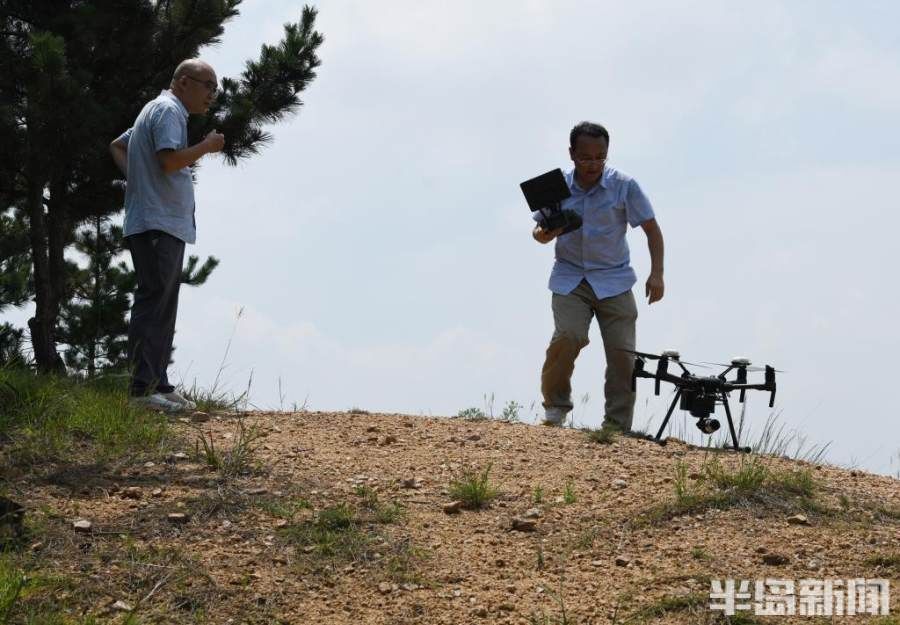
[573,156,607,164]
[184,75,219,94]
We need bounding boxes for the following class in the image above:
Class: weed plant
[448,463,498,509]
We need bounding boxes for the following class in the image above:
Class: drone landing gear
[652,389,752,453]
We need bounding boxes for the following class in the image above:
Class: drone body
[626,349,779,452]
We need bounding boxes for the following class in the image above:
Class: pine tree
[0,1,324,372]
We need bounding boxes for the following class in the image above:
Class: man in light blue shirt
[110,59,225,412]
[533,121,665,431]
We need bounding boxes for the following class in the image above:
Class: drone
[623,349,779,453]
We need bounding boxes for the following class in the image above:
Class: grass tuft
[644,454,822,524]
[448,463,498,510]
[586,426,619,445]
[193,416,264,478]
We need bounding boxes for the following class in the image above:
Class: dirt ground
[11,410,900,624]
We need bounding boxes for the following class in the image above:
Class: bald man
[110,59,225,412]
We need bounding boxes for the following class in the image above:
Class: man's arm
[109,138,128,176]
[640,217,665,304]
[156,130,225,174]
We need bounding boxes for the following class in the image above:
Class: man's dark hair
[569,121,609,148]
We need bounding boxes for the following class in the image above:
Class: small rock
[591,560,604,567]
[499,603,515,612]
[168,451,189,462]
[467,434,481,441]
[523,507,542,519]
[245,487,268,496]
[379,435,397,446]
[366,425,379,432]
[511,517,537,532]
[612,479,628,490]
[401,478,422,489]
[73,519,92,533]
[615,555,631,567]
[378,582,393,594]
[111,600,133,612]
[167,513,189,524]
[121,487,142,500]
[190,411,210,422]
[787,514,810,526]
[151,488,163,498]
[762,553,790,566]
[475,607,488,617]
[275,519,289,528]
[756,546,768,554]
[143,461,155,468]
[443,501,463,514]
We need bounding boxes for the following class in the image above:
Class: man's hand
[645,272,664,304]
[533,225,564,244]
[202,130,225,154]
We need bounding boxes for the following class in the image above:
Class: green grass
[455,407,487,420]
[562,481,577,505]
[0,367,169,464]
[448,463,498,509]
[0,555,25,623]
[354,485,405,524]
[280,493,408,575]
[643,454,822,525]
[865,552,900,572]
[255,496,312,520]
[620,593,708,623]
[280,504,368,563]
[690,545,711,561]
[585,426,618,445]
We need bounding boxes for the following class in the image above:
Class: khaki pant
[541,280,637,430]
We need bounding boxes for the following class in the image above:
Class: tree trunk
[26,175,55,371]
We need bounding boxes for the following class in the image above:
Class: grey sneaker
[541,407,567,426]
[161,390,197,410]
[130,393,184,413]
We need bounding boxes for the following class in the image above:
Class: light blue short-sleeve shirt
[535,166,655,299]
[117,90,196,244]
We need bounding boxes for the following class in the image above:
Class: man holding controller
[110,59,224,412]
[533,121,665,431]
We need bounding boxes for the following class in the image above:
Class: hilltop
[3,410,899,624]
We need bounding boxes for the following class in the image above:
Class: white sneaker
[541,407,567,426]
[130,393,184,413]
[161,390,197,410]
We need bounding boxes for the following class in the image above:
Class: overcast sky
[8,0,900,475]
